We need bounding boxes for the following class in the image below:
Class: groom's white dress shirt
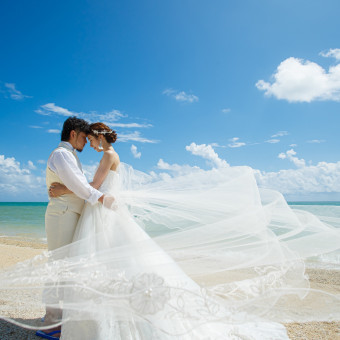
[47,141,102,205]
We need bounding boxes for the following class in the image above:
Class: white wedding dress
[60,169,289,339]
[0,164,339,339]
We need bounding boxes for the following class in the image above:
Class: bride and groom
[38,117,119,338]
[35,116,294,339]
[2,117,339,339]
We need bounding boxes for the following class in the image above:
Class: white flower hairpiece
[92,129,113,135]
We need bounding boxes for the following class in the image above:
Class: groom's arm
[48,150,103,205]
[49,182,111,207]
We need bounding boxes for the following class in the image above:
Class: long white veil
[0,163,339,336]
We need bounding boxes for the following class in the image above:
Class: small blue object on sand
[36,330,61,339]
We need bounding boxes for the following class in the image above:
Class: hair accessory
[92,129,113,135]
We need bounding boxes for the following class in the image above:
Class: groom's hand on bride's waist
[49,182,70,197]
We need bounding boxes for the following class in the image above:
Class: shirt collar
[58,141,75,152]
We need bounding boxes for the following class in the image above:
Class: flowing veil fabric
[0,163,339,339]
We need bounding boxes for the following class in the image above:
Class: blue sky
[1,0,340,201]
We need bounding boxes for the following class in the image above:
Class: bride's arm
[49,152,117,197]
[90,151,116,189]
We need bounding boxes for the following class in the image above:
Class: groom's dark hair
[61,116,90,141]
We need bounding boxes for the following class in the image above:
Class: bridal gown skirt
[0,165,339,339]
[60,200,289,339]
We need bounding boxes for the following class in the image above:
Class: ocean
[0,202,48,242]
[0,201,339,243]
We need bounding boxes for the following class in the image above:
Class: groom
[40,116,107,337]
[45,116,105,251]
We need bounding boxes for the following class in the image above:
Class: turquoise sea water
[0,202,339,243]
[0,202,48,242]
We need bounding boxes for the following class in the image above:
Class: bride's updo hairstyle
[89,122,117,144]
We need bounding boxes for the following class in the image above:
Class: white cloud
[163,88,199,103]
[2,83,32,100]
[271,131,288,138]
[157,159,200,176]
[320,48,340,60]
[221,108,231,113]
[209,143,226,148]
[82,111,152,128]
[175,92,198,103]
[256,54,340,102]
[159,144,340,198]
[37,103,155,141]
[27,161,36,170]
[307,139,325,144]
[0,155,45,200]
[2,141,339,201]
[156,142,228,176]
[36,103,73,116]
[255,161,340,196]
[266,139,280,144]
[157,159,174,170]
[185,142,229,168]
[228,137,246,148]
[131,144,141,159]
[37,160,46,164]
[36,104,151,128]
[265,131,288,144]
[157,144,340,198]
[93,109,126,121]
[278,148,306,168]
[0,155,29,175]
[107,122,152,128]
[118,131,158,143]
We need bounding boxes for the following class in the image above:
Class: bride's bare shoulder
[103,149,115,157]
[103,149,120,170]
[104,149,119,159]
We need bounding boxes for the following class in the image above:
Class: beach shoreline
[0,237,339,339]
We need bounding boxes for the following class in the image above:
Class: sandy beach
[0,237,339,339]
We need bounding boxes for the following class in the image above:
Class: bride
[0,122,339,339]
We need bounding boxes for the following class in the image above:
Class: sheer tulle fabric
[0,163,339,339]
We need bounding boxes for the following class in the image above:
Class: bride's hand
[102,195,119,211]
[49,182,70,197]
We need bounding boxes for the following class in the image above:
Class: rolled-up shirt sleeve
[48,150,103,205]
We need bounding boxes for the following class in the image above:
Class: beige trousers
[45,197,84,251]
[43,197,84,312]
